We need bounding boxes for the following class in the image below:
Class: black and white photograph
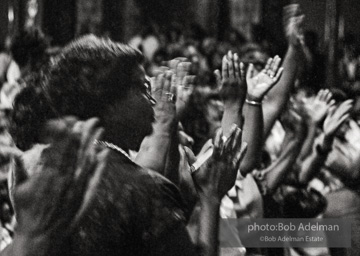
[0,0,359,255]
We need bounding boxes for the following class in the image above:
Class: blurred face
[242,50,269,75]
[102,65,155,150]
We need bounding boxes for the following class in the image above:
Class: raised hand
[174,61,195,119]
[302,89,335,125]
[12,117,109,254]
[246,56,283,101]
[283,4,305,47]
[214,51,247,107]
[191,125,247,200]
[323,99,353,137]
[152,71,177,129]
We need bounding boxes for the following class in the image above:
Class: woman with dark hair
[2,35,246,256]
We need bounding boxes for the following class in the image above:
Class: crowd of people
[0,3,359,256]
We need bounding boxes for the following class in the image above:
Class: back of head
[11,35,143,151]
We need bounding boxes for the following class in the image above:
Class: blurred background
[0,0,360,87]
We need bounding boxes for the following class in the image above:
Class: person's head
[11,35,154,151]
[10,28,49,76]
[240,43,269,75]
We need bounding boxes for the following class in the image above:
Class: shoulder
[96,151,187,235]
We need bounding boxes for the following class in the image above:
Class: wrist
[246,94,263,102]
[199,194,222,206]
[223,102,243,112]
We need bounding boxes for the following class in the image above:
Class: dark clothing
[69,150,189,256]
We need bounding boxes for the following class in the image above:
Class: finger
[213,128,223,158]
[270,56,281,77]
[246,63,255,81]
[325,91,333,103]
[227,51,235,78]
[214,69,222,89]
[222,55,228,78]
[178,62,191,80]
[168,59,181,73]
[264,58,273,74]
[233,143,248,170]
[184,146,197,165]
[240,62,246,81]
[231,127,242,151]
[170,74,177,96]
[336,114,350,129]
[161,71,173,100]
[328,99,336,107]
[223,124,238,152]
[234,53,240,80]
[154,73,165,92]
[273,67,284,84]
[316,89,325,101]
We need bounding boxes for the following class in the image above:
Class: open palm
[246,56,283,101]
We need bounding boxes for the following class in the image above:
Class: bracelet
[245,99,262,106]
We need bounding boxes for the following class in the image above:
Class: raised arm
[258,109,306,194]
[135,71,177,174]
[190,126,247,256]
[297,89,335,162]
[241,56,283,174]
[214,51,246,138]
[263,4,305,137]
[299,100,353,184]
[1,118,109,256]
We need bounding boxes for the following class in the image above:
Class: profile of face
[102,65,155,151]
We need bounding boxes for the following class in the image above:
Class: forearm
[164,127,180,184]
[298,122,318,161]
[221,104,243,138]
[135,123,173,174]
[262,137,302,193]
[239,103,263,175]
[196,197,221,256]
[263,45,302,137]
[299,134,333,184]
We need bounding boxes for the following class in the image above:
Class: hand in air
[214,51,247,107]
[13,117,109,246]
[246,56,283,102]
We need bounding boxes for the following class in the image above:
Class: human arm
[241,57,283,174]
[214,51,246,138]
[258,109,306,194]
[297,89,335,161]
[190,126,247,256]
[135,71,177,174]
[299,100,353,184]
[263,4,305,137]
[1,117,109,256]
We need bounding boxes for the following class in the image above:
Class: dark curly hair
[10,35,144,150]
